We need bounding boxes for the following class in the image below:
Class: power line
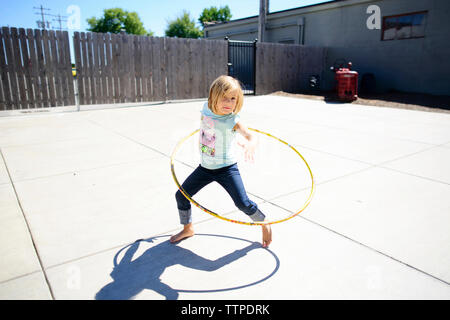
[33,5,52,30]
[49,13,68,31]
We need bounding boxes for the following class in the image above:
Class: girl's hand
[237,139,257,163]
[234,121,258,163]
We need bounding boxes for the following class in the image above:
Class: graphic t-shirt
[199,102,240,170]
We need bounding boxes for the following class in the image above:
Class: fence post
[253,38,258,96]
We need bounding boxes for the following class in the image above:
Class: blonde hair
[208,75,244,115]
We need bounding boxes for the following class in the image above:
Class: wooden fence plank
[104,33,113,104]
[190,39,199,98]
[119,33,126,103]
[119,33,127,102]
[98,33,107,104]
[117,32,125,102]
[58,31,68,105]
[98,32,106,104]
[80,32,90,104]
[110,33,120,103]
[185,39,194,99]
[173,37,182,100]
[150,36,159,101]
[49,30,63,106]
[0,28,12,110]
[86,32,96,104]
[133,35,141,102]
[164,37,174,100]
[150,37,162,101]
[98,33,106,103]
[61,31,75,105]
[3,27,20,110]
[204,39,213,95]
[81,32,95,104]
[73,32,84,105]
[42,30,57,106]
[141,35,149,101]
[34,29,49,107]
[0,31,4,109]
[182,38,190,99]
[128,34,136,102]
[55,30,68,106]
[0,30,5,110]
[26,29,41,108]
[141,36,150,101]
[195,38,207,99]
[11,27,28,109]
[10,28,25,108]
[18,28,34,108]
[91,32,100,104]
[49,30,60,106]
[118,32,125,103]
[178,38,185,99]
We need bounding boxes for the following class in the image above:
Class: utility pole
[258,0,269,43]
[51,13,68,31]
[34,5,52,30]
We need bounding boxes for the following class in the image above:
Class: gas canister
[331,61,358,102]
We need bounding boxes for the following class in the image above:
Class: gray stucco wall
[205,0,450,96]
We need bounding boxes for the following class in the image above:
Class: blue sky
[0,0,327,63]
[0,0,326,36]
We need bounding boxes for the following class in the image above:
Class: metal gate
[226,38,256,95]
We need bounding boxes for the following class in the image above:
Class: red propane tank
[335,64,358,102]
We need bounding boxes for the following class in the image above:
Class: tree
[165,11,203,38]
[87,8,153,36]
[198,5,232,27]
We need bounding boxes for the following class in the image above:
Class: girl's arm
[233,121,258,162]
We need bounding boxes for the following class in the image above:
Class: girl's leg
[171,165,214,243]
[215,164,272,247]
[215,164,265,222]
[175,165,214,224]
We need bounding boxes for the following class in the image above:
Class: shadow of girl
[95,236,261,300]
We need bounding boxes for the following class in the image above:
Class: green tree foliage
[87,8,153,36]
[165,11,203,38]
[198,5,232,27]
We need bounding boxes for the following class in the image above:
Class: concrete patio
[0,95,449,300]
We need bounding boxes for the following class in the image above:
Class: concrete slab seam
[264,198,450,287]
[0,148,55,299]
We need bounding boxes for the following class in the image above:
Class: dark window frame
[381,10,427,41]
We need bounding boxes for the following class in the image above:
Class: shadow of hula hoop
[113,234,280,294]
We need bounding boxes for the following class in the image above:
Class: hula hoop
[170,128,315,226]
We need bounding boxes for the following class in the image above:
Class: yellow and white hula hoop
[170,128,315,226]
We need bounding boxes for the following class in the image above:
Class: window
[382,11,427,41]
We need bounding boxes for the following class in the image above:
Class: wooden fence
[73,32,227,105]
[0,27,75,110]
[255,42,327,95]
[1,26,327,111]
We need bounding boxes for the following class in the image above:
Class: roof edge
[204,0,355,29]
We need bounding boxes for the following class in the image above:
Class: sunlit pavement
[1,95,449,299]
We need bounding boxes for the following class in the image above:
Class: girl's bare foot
[261,223,272,248]
[170,224,195,243]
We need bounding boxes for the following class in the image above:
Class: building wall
[205,0,450,96]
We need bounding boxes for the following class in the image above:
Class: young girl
[170,75,272,248]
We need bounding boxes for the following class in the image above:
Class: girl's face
[215,90,238,115]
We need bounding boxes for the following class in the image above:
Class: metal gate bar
[226,38,256,95]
